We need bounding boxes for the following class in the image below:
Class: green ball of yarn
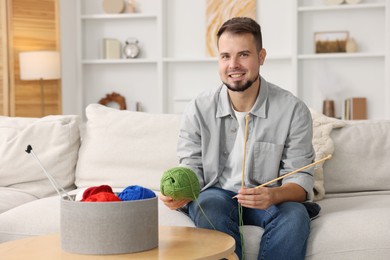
[160,167,200,200]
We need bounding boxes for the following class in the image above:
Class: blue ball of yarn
[118,185,156,201]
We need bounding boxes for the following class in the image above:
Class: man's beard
[224,74,259,92]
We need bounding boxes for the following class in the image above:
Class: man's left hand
[236,187,275,209]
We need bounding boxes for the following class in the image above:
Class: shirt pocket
[251,142,284,185]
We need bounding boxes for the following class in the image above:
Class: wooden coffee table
[0,226,237,259]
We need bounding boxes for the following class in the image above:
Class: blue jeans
[187,187,310,260]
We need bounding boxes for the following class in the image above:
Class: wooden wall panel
[7,0,61,117]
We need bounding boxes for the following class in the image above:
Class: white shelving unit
[75,0,389,119]
[295,0,390,119]
[77,0,163,114]
[76,0,295,114]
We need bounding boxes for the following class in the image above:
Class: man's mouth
[229,73,245,78]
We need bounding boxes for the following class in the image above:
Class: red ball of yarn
[83,192,121,202]
[81,185,114,201]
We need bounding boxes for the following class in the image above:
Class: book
[343,98,351,120]
[102,38,121,59]
[350,97,367,120]
[344,97,367,120]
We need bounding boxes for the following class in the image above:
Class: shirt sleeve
[280,101,315,201]
[177,102,206,189]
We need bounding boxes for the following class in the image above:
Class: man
[160,17,316,259]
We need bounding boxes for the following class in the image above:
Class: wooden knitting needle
[255,154,332,188]
[232,154,332,198]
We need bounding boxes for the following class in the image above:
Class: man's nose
[228,57,240,69]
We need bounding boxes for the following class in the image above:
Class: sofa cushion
[307,192,390,258]
[310,109,345,200]
[0,115,81,206]
[0,189,195,243]
[324,120,390,193]
[0,196,61,243]
[0,188,37,214]
[75,104,182,191]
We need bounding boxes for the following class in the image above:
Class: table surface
[0,226,236,260]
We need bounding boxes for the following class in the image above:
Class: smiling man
[160,17,317,260]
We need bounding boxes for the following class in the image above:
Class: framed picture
[314,31,349,53]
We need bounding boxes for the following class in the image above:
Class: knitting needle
[241,114,250,188]
[232,154,332,198]
[25,145,74,201]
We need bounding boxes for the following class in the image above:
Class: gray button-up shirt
[178,77,315,200]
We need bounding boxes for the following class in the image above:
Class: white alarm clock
[123,38,140,59]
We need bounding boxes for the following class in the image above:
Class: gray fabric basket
[60,196,158,255]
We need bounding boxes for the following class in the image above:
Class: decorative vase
[125,0,137,13]
[323,100,335,118]
[346,38,358,53]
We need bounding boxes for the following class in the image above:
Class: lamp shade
[19,51,61,80]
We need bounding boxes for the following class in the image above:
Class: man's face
[217,32,264,92]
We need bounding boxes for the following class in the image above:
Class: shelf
[82,59,158,64]
[81,13,158,20]
[265,54,292,60]
[163,54,291,63]
[298,52,386,59]
[174,97,192,102]
[298,3,385,12]
[295,0,390,120]
[163,57,217,63]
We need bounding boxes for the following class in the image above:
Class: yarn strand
[185,170,216,230]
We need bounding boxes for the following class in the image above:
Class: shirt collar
[216,76,268,119]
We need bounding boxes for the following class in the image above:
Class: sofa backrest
[75,104,181,191]
[76,105,390,196]
[324,120,390,194]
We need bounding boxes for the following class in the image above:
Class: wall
[59,0,294,116]
[59,0,79,115]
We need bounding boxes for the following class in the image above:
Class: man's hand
[236,183,307,209]
[236,187,275,209]
[159,194,191,210]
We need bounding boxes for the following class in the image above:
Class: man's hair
[217,17,263,51]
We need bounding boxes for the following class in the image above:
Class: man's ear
[259,48,267,65]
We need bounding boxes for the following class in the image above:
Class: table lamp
[19,51,61,116]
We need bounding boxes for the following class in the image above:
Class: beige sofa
[1,104,390,259]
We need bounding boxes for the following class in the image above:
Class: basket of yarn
[61,184,158,255]
[160,166,200,200]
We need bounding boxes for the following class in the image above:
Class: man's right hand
[159,194,191,210]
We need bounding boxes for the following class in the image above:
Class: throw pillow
[0,115,81,200]
[324,120,390,193]
[310,109,345,201]
[75,104,182,191]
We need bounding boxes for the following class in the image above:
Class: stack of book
[343,97,367,120]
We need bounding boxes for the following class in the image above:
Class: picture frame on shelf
[314,31,349,53]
